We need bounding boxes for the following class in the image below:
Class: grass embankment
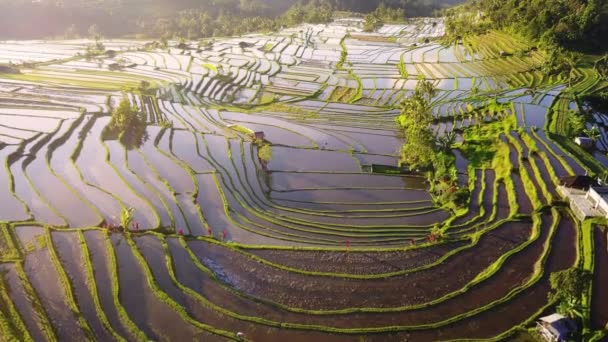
[544,59,607,177]
[459,114,520,212]
[165,210,566,334]
[104,231,149,341]
[14,262,57,341]
[0,69,162,91]
[45,227,96,339]
[334,34,363,104]
[77,230,127,341]
[197,138,440,244]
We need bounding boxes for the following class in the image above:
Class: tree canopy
[397,79,436,169]
[0,0,464,39]
[446,0,608,52]
[549,267,592,319]
[102,96,148,149]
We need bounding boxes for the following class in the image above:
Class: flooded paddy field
[0,17,605,341]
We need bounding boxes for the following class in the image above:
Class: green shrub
[258,144,273,162]
[120,207,135,230]
[549,267,592,319]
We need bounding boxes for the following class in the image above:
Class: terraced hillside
[0,18,607,341]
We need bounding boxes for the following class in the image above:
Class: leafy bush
[258,144,273,162]
[103,96,148,149]
[549,267,592,319]
[452,187,471,208]
[120,207,135,230]
[159,119,173,129]
[550,268,592,302]
[137,80,156,95]
[110,97,143,132]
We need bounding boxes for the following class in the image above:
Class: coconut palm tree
[557,296,583,320]
[416,78,437,102]
[437,131,457,152]
[470,85,479,96]
[584,125,601,142]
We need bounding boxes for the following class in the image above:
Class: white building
[586,187,608,218]
[537,314,577,342]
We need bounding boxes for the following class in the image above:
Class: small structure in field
[238,41,254,49]
[105,49,117,58]
[108,63,122,71]
[536,313,577,342]
[574,136,594,149]
[0,65,20,74]
[557,176,608,220]
[253,131,265,141]
[586,187,608,217]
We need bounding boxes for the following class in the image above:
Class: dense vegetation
[2,0,608,339]
[102,96,148,149]
[445,0,608,52]
[550,268,593,321]
[397,79,469,209]
[0,0,463,39]
[145,2,334,40]
[363,3,408,32]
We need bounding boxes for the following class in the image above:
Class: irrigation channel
[0,18,607,341]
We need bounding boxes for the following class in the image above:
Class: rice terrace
[1,0,608,341]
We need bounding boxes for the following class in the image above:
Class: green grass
[0,223,20,261]
[229,125,254,136]
[460,114,515,170]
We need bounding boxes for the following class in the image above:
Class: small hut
[574,137,594,149]
[536,314,577,342]
[253,131,265,141]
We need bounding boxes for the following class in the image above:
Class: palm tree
[416,78,437,102]
[120,207,135,230]
[429,224,446,242]
[584,125,601,142]
[557,296,583,320]
[437,131,457,152]
[595,53,608,80]
[470,85,479,97]
[449,167,459,183]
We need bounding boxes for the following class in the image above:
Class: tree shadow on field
[102,116,149,150]
[459,139,496,168]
